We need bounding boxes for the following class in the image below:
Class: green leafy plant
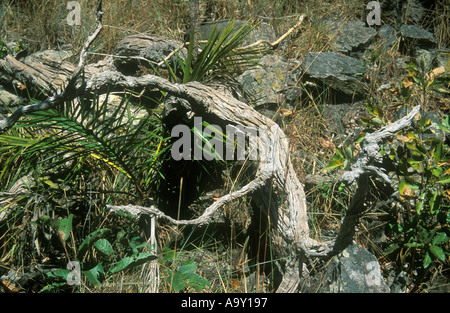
[325,106,449,289]
[5,92,168,199]
[163,19,261,84]
[384,115,449,271]
[401,58,450,109]
[36,213,157,291]
[0,92,168,291]
[0,40,8,59]
[325,132,365,171]
[161,247,210,292]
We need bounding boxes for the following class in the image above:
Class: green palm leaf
[180,19,260,83]
[2,92,168,198]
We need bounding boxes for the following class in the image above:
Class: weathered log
[0,54,66,96]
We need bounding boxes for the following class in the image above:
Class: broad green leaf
[110,256,134,274]
[432,232,448,245]
[188,273,210,291]
[429,190,441,214]
[432,167,443,177]
[134,252,158,263]
[169,271,189,292]
[423,251,432,268]
[167,263,209,292]
[433,141,442,160]
[325,158,344,171]
[83,263,104,286]
[438,176,450,184]
[109,253,157,273]
[77,228,112,260]
[56,215,73,241]
[162,247,177,262]
[46,269,71,280]
[178,263,197,275]
[39,282,68,293]
[94,239,114,256]
[429,245,446,262]
[36,215,73,241]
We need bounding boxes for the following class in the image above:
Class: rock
[320,242,390,293]
[242,22,277,47]
[379,0,429,26]
[322,101,366,136]
[378,24,398,51]
[400,24,437,50]
[436,49,450,70]
[0,86,24,112]
[324,19,377,53]
[113,34,187,75]
[198,19,246,41]
[237,54,299,108]
[400,0,427,25]
[23,49,72,64]
[301,51,366,102]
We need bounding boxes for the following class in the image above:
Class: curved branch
[108,172,270,225]
[300,105,421,258]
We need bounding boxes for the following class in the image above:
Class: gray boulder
[237,54,299,108]
[301,51,366,100]
[400,24,437,48]
[378,24,398,51]
[0,86,24,113]
[113,34,187,75]
[324,19,377,53]
[320,242,390,293]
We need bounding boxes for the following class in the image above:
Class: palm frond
[164,19,260,84]
[2,92,168,199]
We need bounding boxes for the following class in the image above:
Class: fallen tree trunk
[0,2,421,292]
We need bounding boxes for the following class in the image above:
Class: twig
[107,172,270,225]
[238,14,305,50]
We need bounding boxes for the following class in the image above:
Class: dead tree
[0,2,421,292]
